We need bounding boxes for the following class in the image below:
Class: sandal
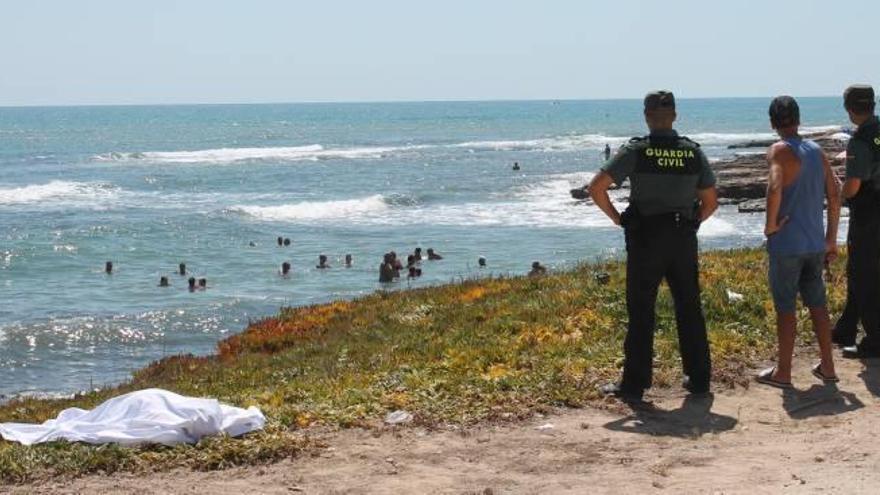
[755,367,794,389]
[811,363,840,383]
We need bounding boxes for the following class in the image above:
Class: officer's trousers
[621,221,711,392]
[835,210,880,351]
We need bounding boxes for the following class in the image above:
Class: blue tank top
[767,137,826,256]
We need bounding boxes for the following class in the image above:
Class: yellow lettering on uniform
[646,148,654,157]
[875,137,880,146]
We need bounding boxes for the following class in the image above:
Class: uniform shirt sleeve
[845,139,875,180]
[601,145,636,186]
[695,149,716,188]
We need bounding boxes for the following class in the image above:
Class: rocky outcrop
[571,130,850,213]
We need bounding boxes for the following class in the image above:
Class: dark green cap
[769,95,800,128]
[644,90,675,112]
[844,84,875,109]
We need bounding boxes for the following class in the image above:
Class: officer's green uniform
[602,91,715,397]
[833,85,880,356]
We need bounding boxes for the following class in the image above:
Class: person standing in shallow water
[756,96,839,389]
[604,144,612,162]
[833,85,880,358]
[590,90,719,402]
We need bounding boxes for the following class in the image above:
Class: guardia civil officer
[833,85,880,358]
[590,91,719,401]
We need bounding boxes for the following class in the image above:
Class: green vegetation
[0,248,848,482]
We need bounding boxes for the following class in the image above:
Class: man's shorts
[768,252,827,314]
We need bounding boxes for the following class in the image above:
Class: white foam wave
[92,124,844,166]
[230,195,390,221]
[96,144,429,164]
[0,181,118,206]
[452,134,628,152]
[228,171,752,236]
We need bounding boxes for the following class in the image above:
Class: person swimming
[478,256,487,268]
[316,254,330,269]
[413,247,423,261]
[188,277,197,291]
[277,236,284,247]
[379,253,396,283]
[427,248,443,260]
[281,261,291,276]
[604,144,612,161]
[528,261,547,277]
[390,251,403,276]
[179,263,187,276]
[513,162,521,171]
[283,238,291,247]
[159,276,170,287]
[406,254,416,268]
[198,278,207,290]
[105,261,113,274]
[345,254,353,267]
[407,266,423,279]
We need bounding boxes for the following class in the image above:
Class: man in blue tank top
[756,96,841,388]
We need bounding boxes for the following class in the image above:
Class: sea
[0,98,849,398]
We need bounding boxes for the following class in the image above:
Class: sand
[9,350,880,495]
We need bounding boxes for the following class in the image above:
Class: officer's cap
[844,84,875,110]
[644,91,675,112]
[769,95,800,128]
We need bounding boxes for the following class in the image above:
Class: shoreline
[0,247,852,482]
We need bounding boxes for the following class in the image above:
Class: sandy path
[10,351,880,494]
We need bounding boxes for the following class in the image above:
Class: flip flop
[811,363,840,383]
[755,367,794,390]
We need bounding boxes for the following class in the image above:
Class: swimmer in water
[188,277,197,291]
[179,263,186,276]
[316,254,330,269]
[284,238,291,247]
[478,256,487,268]
[513,162,521,171]
[427,248,443,260]
[390,251,403,276]
[159,276,170,287]
[277,236,284,247]
[105,261,113,274]
[528,261,547,277]
[198,278,207,290]
[345,254,353,268]
[379,253,395,283]
[281,262,291,276]
[413,247,423,261]
[604,144,612,161]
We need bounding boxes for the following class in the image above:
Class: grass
[0,248,848,482]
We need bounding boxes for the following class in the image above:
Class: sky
[0,0,875,106]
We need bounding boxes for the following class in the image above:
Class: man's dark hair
[769,96,800,128]
[844,85,876,115]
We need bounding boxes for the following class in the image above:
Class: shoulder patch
[629,136,647,143]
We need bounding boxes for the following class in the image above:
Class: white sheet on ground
[0,388,265,446]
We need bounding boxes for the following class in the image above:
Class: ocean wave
[94,144,428,164]
[451,134,629,152]
[0,181,118,205]
[91,124,843,166]
[229,195,391,221]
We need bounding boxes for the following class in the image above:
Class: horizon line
[0,94,841,110]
